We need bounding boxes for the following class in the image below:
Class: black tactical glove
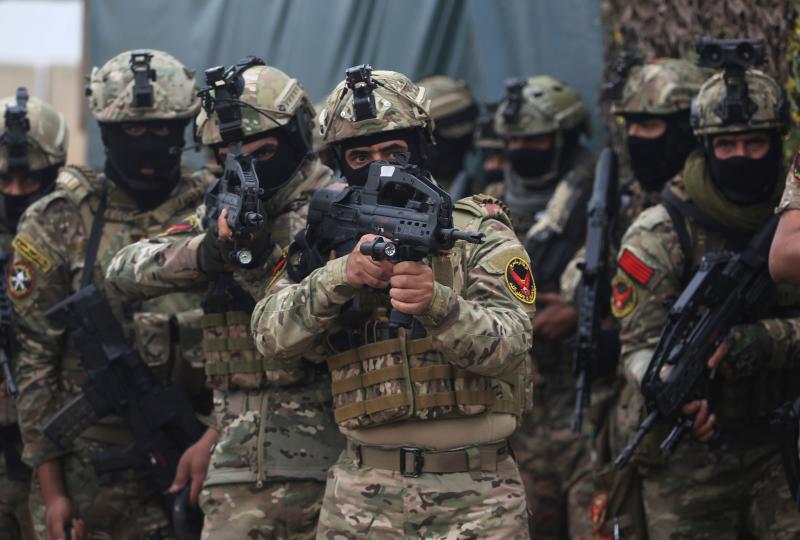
[196,222,231,274]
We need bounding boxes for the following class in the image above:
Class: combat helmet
[0,88,68,175]
[691,69,788,135]
[416,75,478,139]
[87,49,200,123]
[614,59,709,115]
[494,76,589,138]
[319,65,433,157]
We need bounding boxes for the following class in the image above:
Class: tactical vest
[326,195,530,430]
[55,167,208,403]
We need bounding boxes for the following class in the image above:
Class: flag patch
[619,248,654,285]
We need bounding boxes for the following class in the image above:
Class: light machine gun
[614,215,778,467]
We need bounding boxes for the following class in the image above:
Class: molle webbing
[201,311,259,375]
[327,335,518,424]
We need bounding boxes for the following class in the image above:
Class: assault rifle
[571,148,620,433]
[771,397,800,510]
[614,215,778,468]
[305,156,484,326]
[42,285,205,539]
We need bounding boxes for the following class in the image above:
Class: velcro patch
[7,259,36,301]
[11,236,53,273]
[610,272,637,319]
[504,257,536,304]
[619,248,654,285]
[590,490,609,533]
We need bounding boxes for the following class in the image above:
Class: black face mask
[707,137,781,205]
[338,129,424,187]
[426,133,472,181]
[0,164,59,232]
[222,129,307,198]
[626,113,696,192]
[508,147,553,178]
[483,168,504,185]
[102,121,187,210]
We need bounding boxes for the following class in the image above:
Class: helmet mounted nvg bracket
[129,50,157,109]
[4,87,31,171]
[695,36,766,125]
[345,64,378,122]
[502,78,526,125]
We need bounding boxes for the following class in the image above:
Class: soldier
[560,58,708,539]
[475,102,507,188]
[250,67,535,538]
[415,75,479,199]
[10,49,211,540]
[0,88,67,540]
[488,75,594,539]
[104,60,340,540]
[613,59,800,537]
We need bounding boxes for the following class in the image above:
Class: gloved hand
[196,219,232,274]
[718,322,773,379]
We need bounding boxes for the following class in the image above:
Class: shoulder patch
[610,272,637,318]
[159,214,200,237]
[7,259,36,301]
[504,256,536,304]
[618,248,654,286]
[11,236,53,273]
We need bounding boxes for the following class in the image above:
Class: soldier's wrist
[321,256,357,304]
[416,282,456,329]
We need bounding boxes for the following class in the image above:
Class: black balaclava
[0,163,60,232]
[426,132,472,181]
[706,131,782,205]
[625,111,697,192]
[337,128,424,186]
[101,119,187,210]
[481,149,506,185]
[214,127,308,199]
[508,127,581,184]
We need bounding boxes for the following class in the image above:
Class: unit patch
[11,236,53,273]
[610,272,637,318]
[7,259,35,301]
[590,490,610,535]
[504,257,536,304]
[618,248,654,285]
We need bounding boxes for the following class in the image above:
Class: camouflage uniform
[0,91,69,540]
[415,75,479,197]
[11,50,209,540]
[488,75,594,539]
[615,68,800,539]
[253,69,535,538]
[559,59,709,539]
[105,63,341,540]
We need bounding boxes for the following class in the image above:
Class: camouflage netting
[601,0,799,162]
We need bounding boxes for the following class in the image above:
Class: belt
[346,439,510,478]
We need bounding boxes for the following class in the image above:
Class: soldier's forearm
[37,459,67,505]
[770,210,800,285]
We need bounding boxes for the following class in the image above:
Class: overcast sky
[0,0,82,65]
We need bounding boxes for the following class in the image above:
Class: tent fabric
[88,0,605,168]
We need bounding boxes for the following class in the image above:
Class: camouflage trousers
[316,450,529,539]
[639,427,800,540]
[198,480,325,540]
[29,438,173,540]
[0,451,34,540]
[511,377,595,539]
